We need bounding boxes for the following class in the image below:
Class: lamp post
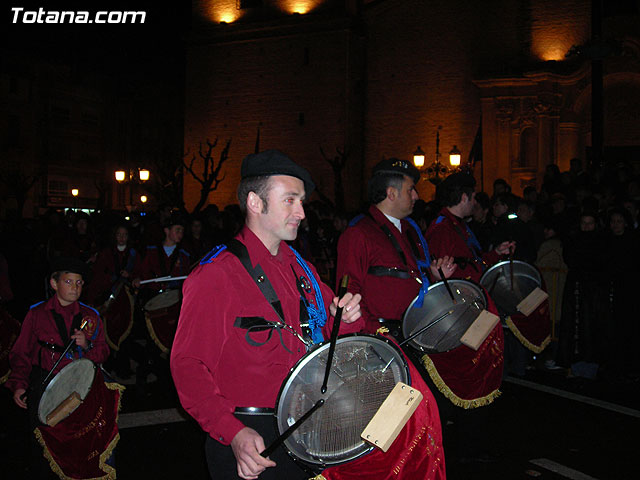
[413,130,469,185]
[71,188,79,211]
[114,168,150,211]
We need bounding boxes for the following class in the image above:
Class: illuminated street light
[140,195,148,203]
[71,188,79,197]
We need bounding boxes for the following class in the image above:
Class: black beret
[163,211,186,229]
[50,257,87,277]
[439,172,476,191]
[372,158,420,184]
[241,149,315,195]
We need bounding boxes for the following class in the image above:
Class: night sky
[3,1,191,73]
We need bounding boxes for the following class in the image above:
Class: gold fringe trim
[309,475,328,480]
[104,289,135,352]
[0,368,10,384]
[34,428,120,480]
[421,354,501,409]
[145,312,170,354]
[375,326,390,335]
[505,316,551,354]
[33,381,125,479]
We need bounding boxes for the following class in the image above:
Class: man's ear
[50,277,58,292]
[386,186,398,202]
[247,192,263,214]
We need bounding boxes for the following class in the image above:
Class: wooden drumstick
[438,267,457,304]
[321,275,349,394]
[260,399,325,458]
[21,319,89,403]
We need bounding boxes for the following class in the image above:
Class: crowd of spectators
[1,158,638,384]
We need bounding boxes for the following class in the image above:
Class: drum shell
[479,260,541,317]
[145,290,182,353]
[402,279,487,353]
[38,358,96,425]
[274,334,409,469]
[144,289,181,314]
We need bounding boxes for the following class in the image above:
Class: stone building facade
[188,0,640,207]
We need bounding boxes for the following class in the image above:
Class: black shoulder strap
[366,212,410,267]
[226,239,285,323]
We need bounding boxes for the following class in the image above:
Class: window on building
[518,127,538,168]
[48,179,69,197]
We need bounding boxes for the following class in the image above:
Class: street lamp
[113,168,150,210]
[71,188,79,211]
[413,129,469,185]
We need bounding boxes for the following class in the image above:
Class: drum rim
[479,260,542,287]
[274,333,410,467]
[38,358,96,424]
[144,289,182,311]
[402,278,488,354]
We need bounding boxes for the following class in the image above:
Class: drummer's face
[461,191,476,218]
[395,176,419,218]
[51,273,83,306]
[258,175,306,245]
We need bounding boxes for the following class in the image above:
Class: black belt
[38,340,66,353]
[368,266,411,279]
[234,407,275,416]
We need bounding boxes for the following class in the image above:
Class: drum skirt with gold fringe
[422,294,504,409]
[35,368,124,480]
[312,333,446,480]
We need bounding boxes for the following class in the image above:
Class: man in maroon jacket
[171,150,364,480]
[425,172,513,282]
[335,158,456,334]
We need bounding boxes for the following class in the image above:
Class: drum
[402,279,487,353]
[275,334,409,469]
[144,289,182,353]
[479,260,542,317]
[38,358,96,425]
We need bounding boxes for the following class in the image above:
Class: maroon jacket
[6,296,109,393]
[336,206,427,333]
[139,244,191,291]
[87,246,140,305]
[425,208,501,283]
[170,226,363,446]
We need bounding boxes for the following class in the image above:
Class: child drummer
[6,256,109,478]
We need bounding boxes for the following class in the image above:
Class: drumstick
[260,399,325,458]
[139,276,188,285]
[320,275,349,394]
[438,267,457,304]
[398,309,454,349]
[21,319,89,403]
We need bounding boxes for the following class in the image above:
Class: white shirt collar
[383,213,402,232]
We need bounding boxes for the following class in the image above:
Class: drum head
[402,279,487,353]
[38,359,96,424]
[275,334,409,467]
[479,260,541,317]
[145,289,181,311]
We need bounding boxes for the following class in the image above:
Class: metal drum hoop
[479,260,541,317]
[144,289,181,312]
[402,279,488,354]
[38,358,96,425]
[274,333,410,469]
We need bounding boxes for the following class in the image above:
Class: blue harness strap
[288,245,327,344]
[405,217,431,308]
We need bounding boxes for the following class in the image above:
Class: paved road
[3,357,638,479]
